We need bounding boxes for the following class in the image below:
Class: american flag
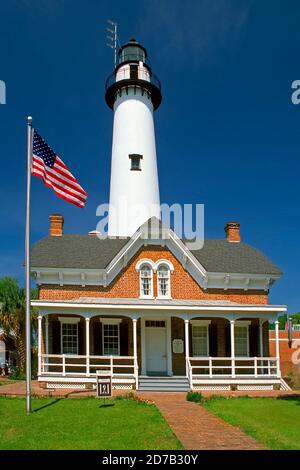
[31,130,87,208]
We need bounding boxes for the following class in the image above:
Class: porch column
[275,320,281,377]
[259,319,264,357]
[45,316,49,372]
[85,317,90,377]
[38,315,42,376]
[230,320,235,378]
[184,319,190,378]
[132,319,138,389]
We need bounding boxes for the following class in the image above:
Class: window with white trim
[140,264,153,297]
[192,325,209,356]
[103,323,120,356]
[61,323,78,355]
[157,264,171,297]
[235,326,249,356]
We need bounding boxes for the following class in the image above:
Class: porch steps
[280,378,292,391]
[138,376,190,392]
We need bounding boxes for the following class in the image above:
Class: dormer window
[139,264,153,297]
[157,264,171,298]
[129,154,143,171]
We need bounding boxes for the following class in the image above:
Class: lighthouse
[105,38,162,237]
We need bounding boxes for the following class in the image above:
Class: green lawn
[204,396,300,450]
[0,396,182,450]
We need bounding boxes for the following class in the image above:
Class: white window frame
[234,321,250,357]
[156,263,171,299]
[100,318,122,356]
[138,263,154,299]
[191,320,211,357]
[59,317,80,355]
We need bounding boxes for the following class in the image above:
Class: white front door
[145,327,167,374]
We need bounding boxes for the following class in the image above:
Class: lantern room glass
[120,46,145,63]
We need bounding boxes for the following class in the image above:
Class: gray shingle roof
[191,240,282,275]
[31,235,129,269]
[31,234,282,275]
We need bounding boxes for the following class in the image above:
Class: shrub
[286,370,300,390]
[209,394,226,401]
[9,368,26,381]
[115,391,136,401]
[186,391,203,403]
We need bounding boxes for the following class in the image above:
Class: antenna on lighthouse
[106,20,118,67]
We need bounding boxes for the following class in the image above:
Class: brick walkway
[137,392,264,450]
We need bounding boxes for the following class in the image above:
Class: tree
[0,277,37,374]
[291,312,300,324]
[269,312,300,330]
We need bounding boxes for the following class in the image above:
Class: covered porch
[32,298,288,391]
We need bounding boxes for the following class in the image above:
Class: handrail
[188,356,279,380]
[105,69,161,92]
[189,356,276,361]
[41,354,134,360]
[40,354,137,383]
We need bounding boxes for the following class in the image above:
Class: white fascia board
[208,272,281,281]
[206,272,281,290]
[105,229,208,280]
[31,300,287,313]
[106,231,141,274]
[169,232,207,277]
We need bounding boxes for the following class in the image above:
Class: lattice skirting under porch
[46,382,133,390]
[237,384,274,391]
[193,385,231,391]
[47,383,86,389]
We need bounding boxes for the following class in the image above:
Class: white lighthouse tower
[105,38,162,237]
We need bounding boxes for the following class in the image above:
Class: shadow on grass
[33,398,62,413]
[276,395,300,404]
[99,403,115,408]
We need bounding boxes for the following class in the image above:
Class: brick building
[31,38,288,392]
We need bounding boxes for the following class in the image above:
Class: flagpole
[25,116,33,414]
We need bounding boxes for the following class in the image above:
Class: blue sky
[0,0,299,313]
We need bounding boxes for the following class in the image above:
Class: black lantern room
[105,38,162,110]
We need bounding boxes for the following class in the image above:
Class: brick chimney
[225,221,240,243]
[49,214,64,236]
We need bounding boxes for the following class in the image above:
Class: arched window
[140,264,153,297]
[157,264,171,298]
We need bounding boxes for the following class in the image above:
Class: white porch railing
[187,356,280,387]
[40,354,138,386]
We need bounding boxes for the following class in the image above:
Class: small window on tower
[129,154,143,171]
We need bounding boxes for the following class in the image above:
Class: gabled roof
[31,232,281,276]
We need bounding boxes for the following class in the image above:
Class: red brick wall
[269,330,300,376]
[39,246,268,304]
